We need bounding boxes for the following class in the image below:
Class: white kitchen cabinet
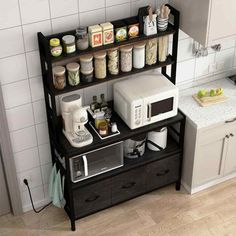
[170,0,236,46]
[182,118,236,193]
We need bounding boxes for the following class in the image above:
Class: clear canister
[52,66,66,90]
[120,45,133,72]
[62,35,76,54]
[66,62,80,86]
[107,48,119,75]
[79,54,93,73]
[146,38,158,65]
[133,42,145,69]
[94,51,107,79]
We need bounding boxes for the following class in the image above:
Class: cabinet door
[146,155,180,191]
[111,167,146,204]
[194,134,228,186]
[208,0,236,43]
[224,131,236,175]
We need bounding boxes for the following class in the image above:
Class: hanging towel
[52,170,65,208]
[48,163,57,199]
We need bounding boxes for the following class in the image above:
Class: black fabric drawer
[111,166,146,204]
[146,155,180,191]
[73,178,111,218]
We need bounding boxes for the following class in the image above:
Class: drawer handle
[122,182,136,189]
[225,118,236,123]
[85,195,100,203]
[156,169,170,176]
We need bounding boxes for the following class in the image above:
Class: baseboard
[22,198,51,213]
[181,181,191,194]
[190,172,236,194]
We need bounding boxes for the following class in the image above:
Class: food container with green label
[112,20,127,42]
[66,62,80,86]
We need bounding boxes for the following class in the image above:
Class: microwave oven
[113,74,179,129]
[69,142,123,183]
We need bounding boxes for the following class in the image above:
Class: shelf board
[50,24,175,66]
[55,110,184,158]
[48,56,174,95]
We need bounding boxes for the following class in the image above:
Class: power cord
[23,179,52,213]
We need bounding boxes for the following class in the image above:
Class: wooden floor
[1,179,236,236]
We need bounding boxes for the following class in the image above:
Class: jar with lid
[62,35,76,54]
[112,20,127,42]
[66,62,80,86]
[98,121,108,136]
[146,38,158,65]
[79,54,93,73]
[107,48,119,75]
[50,38,62,57]
[76,27,89,50]
[94,51,107,79]
[124,17,139,39]
[88,25,103,48]
[120,45,133,72]
[52,66,66,90]
[81,69,94,83]
[100,22,114,45]
[133,42,146,69]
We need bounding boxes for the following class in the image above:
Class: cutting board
[192,94,229,107]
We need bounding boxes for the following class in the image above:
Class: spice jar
[125,17,139,39]
[94,51,107,79]
[107,48,119,75]
[95,112,106,129]
[62,35,76,54]
[133,42,146,69]
[98,121,108,136]
[66,63,80,86]
[120,45,133,72]
[52,66,66,90]
[88,25,103,48]
[146,38,158,65]
[81,69,94,83]
[79,54,93,73]
[50,38,62,57]
[76,27,89,50]
[112,20,127,42]
[100,22,114,45]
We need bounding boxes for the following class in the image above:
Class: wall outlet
[209,63,217,73]
[20,175,32,188]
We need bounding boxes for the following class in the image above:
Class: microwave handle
[82,155,88,176]
[147,103,152,121]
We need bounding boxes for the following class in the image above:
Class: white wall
[0,0,236,212]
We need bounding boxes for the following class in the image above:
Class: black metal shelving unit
[38,5,184,231]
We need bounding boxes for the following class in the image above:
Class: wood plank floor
[1,178,236,236]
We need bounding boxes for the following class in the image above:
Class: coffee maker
[60,94,93,148]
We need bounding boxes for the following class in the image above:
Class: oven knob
[135,120,141,125]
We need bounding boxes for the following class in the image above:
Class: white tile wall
[1,0,236,212]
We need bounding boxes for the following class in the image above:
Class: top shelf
[44,25,176,66]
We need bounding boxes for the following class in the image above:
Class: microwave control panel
[134,105,142,126]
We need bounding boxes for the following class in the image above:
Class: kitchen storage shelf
[38,4,182,232]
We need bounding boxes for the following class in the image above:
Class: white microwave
[113,74,179,129]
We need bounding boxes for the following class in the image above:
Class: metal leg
[71,219,76,231]
[175,181,181,191]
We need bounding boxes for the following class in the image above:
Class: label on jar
[115,28,127,42]
[104,30,114,44]
[128,25,139,38]
[92,33,102,47]
[66,45,76,54]
[99,129,107,136]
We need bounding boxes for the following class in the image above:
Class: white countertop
[178,78,236,129]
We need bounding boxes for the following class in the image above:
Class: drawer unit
[73,178,111,218]
[146,155,180,191]
[111,166,146,204]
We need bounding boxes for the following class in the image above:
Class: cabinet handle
[225,118,236,123]
[230,133,234,137]
[85,195,100,203]
[225,135,230,139]
[156,169,170,176]
[122,182,136,189]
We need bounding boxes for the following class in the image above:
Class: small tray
[89,121,120,140]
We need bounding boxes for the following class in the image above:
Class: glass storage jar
[107,48,119,75]
[62,35,76,54]
[94,51,107,79]
[50,38,62,57]
[81,69,94,83]
[79,54,93,73]
[66,62,80,86]
[120,45,133,72]
[52,66,66,90]
[133,42,146,69]
[76,27,89,50]
[146,38,158,65]
[158,36,169,62]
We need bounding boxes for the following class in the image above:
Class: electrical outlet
[209,63,217,73]
[20,175,32,188]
